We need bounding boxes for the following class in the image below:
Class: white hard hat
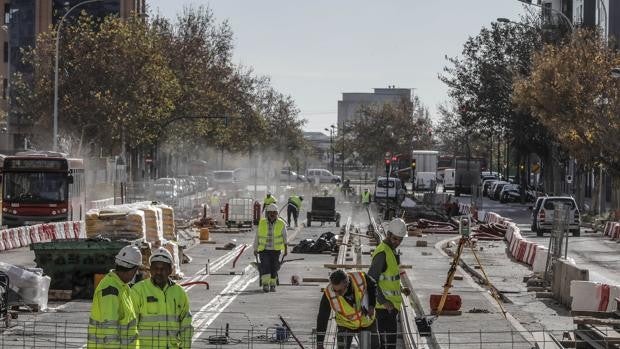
[387,218,407,238]
[115,245,142,268]
[150,247,173,265]
[265,203,279,212]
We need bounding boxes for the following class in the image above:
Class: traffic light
[385,159,391,175]
[411,159,416,170]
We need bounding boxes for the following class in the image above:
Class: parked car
[499,185,535,203]
[279,169,306,183]
[443,168,455,192]
[482,179,498,197]
[305,169,341,183]
[532,196,580,237]
[153,178,179,200]
[489,181,510,200]
[212,170,237,187]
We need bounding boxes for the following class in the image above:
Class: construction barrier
[571,281,620,312]
[602,221,620,240]
[0,220,86,251]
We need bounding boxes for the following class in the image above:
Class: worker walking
[131,248,193,348]
[253,203,288,292]
[368,218,411,349]
[262,192,277,213]
[361,188,371,207]
[287,195,303,227]
[87,245,142,348]
[316,269,380,349]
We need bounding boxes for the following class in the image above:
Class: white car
[305,169,341,183]
[533,196,580,237]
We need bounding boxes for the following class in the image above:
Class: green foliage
[12,6,306,160]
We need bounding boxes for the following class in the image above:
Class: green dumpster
[30,239,133,299]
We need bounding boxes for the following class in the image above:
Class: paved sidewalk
[400,234,535,349]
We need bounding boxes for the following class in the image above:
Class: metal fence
[1,319,618,348]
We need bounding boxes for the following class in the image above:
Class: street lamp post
[53,0,104,151]
[324,125,335,173]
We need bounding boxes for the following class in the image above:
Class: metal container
[30,239,133,299]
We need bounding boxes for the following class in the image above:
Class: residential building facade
[0,0,145,153]
[337,87,413,126]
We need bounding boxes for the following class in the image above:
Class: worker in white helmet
[87,245,142,348]
[253,203,288,292]
[367,218,411,349]
[130,248,193,348]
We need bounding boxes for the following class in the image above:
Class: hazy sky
[148,1,527,133]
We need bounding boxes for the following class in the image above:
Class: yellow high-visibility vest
[87,271,139,348]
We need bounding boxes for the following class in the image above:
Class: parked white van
[443,169,455,192]
[374,177,405,203]
[305,169,341,183]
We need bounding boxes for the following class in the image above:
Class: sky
[148,0,528,133]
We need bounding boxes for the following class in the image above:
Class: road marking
[191,265,258,341]
[182,244,246,292]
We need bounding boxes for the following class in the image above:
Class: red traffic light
[385,159,391,164]
[391,156,397,161]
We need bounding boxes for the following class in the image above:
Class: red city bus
[1,151,85,228]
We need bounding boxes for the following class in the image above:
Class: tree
[12,14,179,154]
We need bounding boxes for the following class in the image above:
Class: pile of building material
[416,219,458,234]
[155,204,176,240]
[86,208,146,240]
[472,222,507,240]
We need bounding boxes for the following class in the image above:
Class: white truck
[412,150,438,191]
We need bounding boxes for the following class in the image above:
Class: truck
[454,158,481,196]
[412,150,438,191]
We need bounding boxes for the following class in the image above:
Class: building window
[3,42,7,63]
[2,78,7,99]
[3,4,9,24]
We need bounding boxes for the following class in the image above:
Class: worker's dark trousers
[287,205,299,227]
[336,321,381,349]
[258,250,281,286]
[376,309,398,349]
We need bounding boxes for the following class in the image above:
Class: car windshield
[378,180,395,188]
[3,172,67,203]
[544,199,576,210]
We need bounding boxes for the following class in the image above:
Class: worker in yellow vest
[131,248,193,348]
[87,245,142,348]
[253,203,287,292]
[262,192,277,213]
[368,218,411,349]
[287,195,303,227]
[316,269,380,349]
[361,188,371,207]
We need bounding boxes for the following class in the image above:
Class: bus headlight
[51,210,57,215]
[61,208,67,213]
[12,210,17,215]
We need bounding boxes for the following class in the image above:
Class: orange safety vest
[324,272,375,330]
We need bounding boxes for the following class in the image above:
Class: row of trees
[439,10,620,211]
[11,7,307,177]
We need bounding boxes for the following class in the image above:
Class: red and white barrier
[0,220,86,252]
[571,281,620,312]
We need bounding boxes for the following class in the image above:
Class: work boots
[263,285,270,293]
[270,285,276,292]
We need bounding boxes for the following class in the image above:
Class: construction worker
[316,269,380,349]
[131,248,193,348]
[368,218,411,349]
[361,188,371,207]
[262,192,277,212]
[253,203,287,292]
[287,195,303,227]
[87,245,142,348]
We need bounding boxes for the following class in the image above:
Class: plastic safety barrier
[0,220,87,251]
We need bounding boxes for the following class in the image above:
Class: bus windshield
[3,172,68,203]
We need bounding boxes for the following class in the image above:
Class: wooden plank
[303,278,329,283]
[573,316,620,326]
[570,310,617,318]
[323,263,412,269]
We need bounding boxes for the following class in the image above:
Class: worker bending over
[287,195,303,227]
